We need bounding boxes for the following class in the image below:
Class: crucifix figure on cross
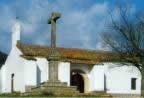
[48,12,61,48]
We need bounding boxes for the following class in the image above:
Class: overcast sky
[0,0,144,53]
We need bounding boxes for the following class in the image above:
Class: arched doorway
[71,71,84,93]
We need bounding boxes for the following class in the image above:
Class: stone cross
[47,12,61,82]
[48,12,61,48]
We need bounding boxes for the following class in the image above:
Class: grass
[0,91,112,97]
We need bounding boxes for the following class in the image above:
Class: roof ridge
[17,41,114,54]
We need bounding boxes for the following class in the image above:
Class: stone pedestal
[48,60,59,82]
[24,81,79,96]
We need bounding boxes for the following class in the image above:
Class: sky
[0,0,144,53]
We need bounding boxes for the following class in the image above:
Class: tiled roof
[17,41,126,64]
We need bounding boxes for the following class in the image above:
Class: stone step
[22,90,112,97]
[44,88,79,94]
[22,91,79,97]
[23,87,112,97]
[39,85,77,89]
[32,86,78,92]
[30,89,79,94]
[22,87,79,97]
[31,81,77,91]
[23,81,80,96]
[39,81,67,87]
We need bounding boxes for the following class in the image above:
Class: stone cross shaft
[48,12,61,48]
[47,12,61,82]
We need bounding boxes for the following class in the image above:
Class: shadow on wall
[37,66,41,86]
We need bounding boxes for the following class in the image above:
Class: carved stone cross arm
[48,12,61,24]
[48,12,61,48]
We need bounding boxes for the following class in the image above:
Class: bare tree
[103,4,144,94]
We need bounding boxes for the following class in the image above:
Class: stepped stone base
[22,81,112,97]
[22,81,79,96]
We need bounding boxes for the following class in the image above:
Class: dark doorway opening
[71,72,84,93]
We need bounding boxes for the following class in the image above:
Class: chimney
[11,18,21,49]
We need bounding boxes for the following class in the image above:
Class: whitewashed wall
[70,64,105,92]
[89,65,105,91]
[71,64,93,74]
[104,63,141,94]
[0,18,27,93]
[0,64,6,92]
[0,19,49,93]
[0,68,2,92]
[0,69,2,92]
[0,66,6,92]
[24,60,37,87]
[58,62,70,86]
[35,58,48,83]
[0,47,47,93]
[0,47,25,93]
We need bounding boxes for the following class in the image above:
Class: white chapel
[0,13,142,95]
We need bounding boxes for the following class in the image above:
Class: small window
[131,78,136,90]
